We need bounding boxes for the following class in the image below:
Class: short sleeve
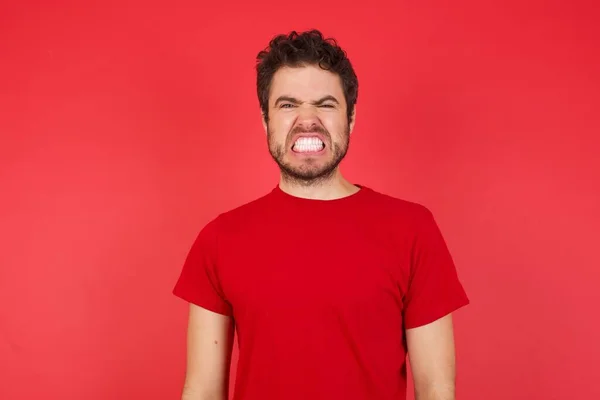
[172,216,233,317]
[403,207,469,329]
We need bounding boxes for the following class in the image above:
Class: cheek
[322,114,348,136]
[270,113,295,135]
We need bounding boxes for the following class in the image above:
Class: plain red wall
[1,1,599,399]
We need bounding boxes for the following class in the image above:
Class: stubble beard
[267,123,350,188]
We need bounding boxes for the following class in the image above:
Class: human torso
[216,187,415,400]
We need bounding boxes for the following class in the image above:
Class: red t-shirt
[173,184,469,400]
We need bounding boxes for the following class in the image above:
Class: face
[263,64,355,186]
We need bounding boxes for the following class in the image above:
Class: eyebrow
[274,95,340,106]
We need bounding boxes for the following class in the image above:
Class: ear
[349,105,357,134]
[261,112,268,135]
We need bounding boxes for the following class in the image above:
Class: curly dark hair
[256,29,358,124]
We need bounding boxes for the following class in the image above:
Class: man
[173,29,469,400]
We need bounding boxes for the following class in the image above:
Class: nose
[295,104,320,129]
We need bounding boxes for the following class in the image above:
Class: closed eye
[278,102,335,109]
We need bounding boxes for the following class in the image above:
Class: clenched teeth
[293,137,324,153]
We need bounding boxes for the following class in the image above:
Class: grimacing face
[263,64,355,186]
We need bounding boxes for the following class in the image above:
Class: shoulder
[200,189,276,235]
[361,185,436,228]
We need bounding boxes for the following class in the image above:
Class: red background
[1,1,599,399]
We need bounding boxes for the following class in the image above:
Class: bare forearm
[414,384,455,400]
[181,385,227,400]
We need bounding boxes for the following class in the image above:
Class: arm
[406,314,457,400]
[181,304,235,400]
[402,207,469,399]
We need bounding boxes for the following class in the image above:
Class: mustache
[289,124,330,137]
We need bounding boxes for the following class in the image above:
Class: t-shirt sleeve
[403,207,469,329]
[172,216,233,317]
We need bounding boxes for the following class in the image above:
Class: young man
[173,30,469,400]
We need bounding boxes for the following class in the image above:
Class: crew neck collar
[271,184,369,205]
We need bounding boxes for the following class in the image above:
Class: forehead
[269,65,344,103]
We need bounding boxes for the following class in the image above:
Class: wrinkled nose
[295,105,320,130]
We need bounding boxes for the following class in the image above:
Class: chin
[291,163,335,179]
[288,157,327,170]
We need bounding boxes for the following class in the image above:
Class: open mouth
[292,136,325,153]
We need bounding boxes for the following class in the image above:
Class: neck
[278,169,360,200]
